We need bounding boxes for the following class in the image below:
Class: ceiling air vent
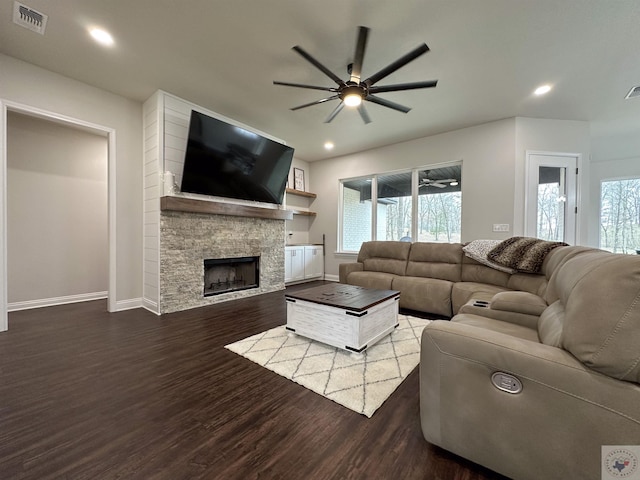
[625,86,640,100]
[12,1,48,35]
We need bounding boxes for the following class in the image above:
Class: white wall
[7,111,108,304]
[0,54,143,306]
[309,118,517,277]
[310,117,592,278]
[514,117,591,243]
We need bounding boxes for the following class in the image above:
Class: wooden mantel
[160,196,293,220]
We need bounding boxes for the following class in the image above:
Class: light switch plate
[493,224,510,232]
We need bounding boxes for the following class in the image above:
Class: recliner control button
[491,372,523,394]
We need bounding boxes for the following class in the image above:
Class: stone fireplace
[159,203,287,314]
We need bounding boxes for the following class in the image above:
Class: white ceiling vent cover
[625,86,640,99]
[12,1,48,35]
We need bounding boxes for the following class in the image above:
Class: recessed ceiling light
[534,84,552,96]
[89,27,114,46]
[324,141,334,150]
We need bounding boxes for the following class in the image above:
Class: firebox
[203,256,259,297]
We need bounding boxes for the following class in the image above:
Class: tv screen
[181,110,294,205]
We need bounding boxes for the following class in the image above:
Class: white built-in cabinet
[285,245,324,283]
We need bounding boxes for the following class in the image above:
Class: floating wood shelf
[289,210,317,217]
[286,188,317,199]
[161,196,293,220]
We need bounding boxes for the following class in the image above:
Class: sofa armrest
[457,301,540,329]
[490,291,547,316]
[339,262,363,283]
[420,320,640,480]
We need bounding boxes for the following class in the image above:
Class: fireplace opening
[203,256,259,297]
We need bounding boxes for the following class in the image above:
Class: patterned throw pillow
[462,239,517,274]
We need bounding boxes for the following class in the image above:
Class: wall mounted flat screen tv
[181,110,294,205]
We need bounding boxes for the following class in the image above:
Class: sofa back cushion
[357,241,411,276]
[506,273,547,297]
[461,255,510,287]
[405,242,463,282]
[543,246,597,303]
[557,251,640,383]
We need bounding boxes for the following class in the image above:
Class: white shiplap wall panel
[142,92,162,313]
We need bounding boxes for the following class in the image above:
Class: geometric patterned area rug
[224,314,430,417]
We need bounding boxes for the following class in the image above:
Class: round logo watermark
[604,448,639,478]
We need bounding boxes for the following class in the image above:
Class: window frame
[337,162,462,253]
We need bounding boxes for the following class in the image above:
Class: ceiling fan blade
[291,95,340,111]
[430,183,447,188]
[274,81,338,92]
[369,80,438,93]
[324,102,345,123]
[350,26,370,83]
[365,94,411,113]
[364,43,430,87]
[292,46,346,87]
[357,103,371,124]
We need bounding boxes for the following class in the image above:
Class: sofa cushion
[392,276,453,317]
[491,291,547,316]
[405,242,463,282]
[506,272,547,297]
[559,252,640,383]
[461,255,511,287]
[452,314,540,342]
[357,241,411,276]
[346,271,396,291]
[537,300,564,347]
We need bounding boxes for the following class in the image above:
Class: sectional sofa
[339,240,640,480]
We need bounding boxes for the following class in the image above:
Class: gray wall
[7,111,108,303]
[1,53,143,306]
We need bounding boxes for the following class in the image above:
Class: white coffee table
[285,283,400,355]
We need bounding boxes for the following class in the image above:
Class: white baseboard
[8,291,108,312]
[142,297,161,315]
[114,298,144,312]
[323,274,339,282]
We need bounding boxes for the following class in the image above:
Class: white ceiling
[1,0,639,161]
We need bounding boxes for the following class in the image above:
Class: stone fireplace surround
[160,207,286,314]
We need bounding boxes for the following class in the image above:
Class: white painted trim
[8,291,108,312]
[115,298,144,312]
[323,274,339,282]
[525,150,581,244]
[142,298,160,315]
[0,102,8,332]
[0,99,117,331]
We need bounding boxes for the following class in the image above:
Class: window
[600,178,640,254]
[339,164,461,252]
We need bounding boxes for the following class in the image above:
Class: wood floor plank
[0,282,508,480]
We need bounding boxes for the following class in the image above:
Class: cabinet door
[285,247,305,283]
[304,246,324,279]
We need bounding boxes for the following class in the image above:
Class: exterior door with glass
[525,152,578,245]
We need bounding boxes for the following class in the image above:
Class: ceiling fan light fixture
[450,181,458,186]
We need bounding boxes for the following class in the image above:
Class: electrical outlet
[493,224,510,232]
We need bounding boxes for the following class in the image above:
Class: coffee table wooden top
[285,283,400,312]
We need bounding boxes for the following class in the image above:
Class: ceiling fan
[419,177,457,189]
[273,26,438,124]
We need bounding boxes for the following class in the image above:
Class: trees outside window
[600,178,640,254]
[339,165,461,252]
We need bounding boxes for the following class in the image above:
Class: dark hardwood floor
[0,282,508,480]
